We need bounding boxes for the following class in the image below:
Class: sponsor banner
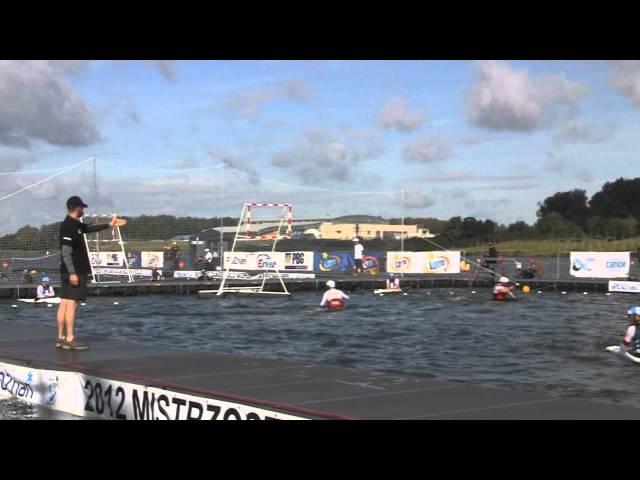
[141,251,164,268]
[224,252,282,271]
[77,374,305,420]
[173,270,202,279]
[174,270,315,280]
[422,251,461,274]
[570,252,630,278]
[0,362,77,414]
[386,251,461,274]
[609,281,640,293]
[314,251,383,274]
[90,252,125,267]
[127,252,141,267]
[223,252,314,271]
[283,251,314,271]
[0,361,305,420]
[94,267,154,277]
[386,252,414,273]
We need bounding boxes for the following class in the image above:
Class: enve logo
[257,254,277,269]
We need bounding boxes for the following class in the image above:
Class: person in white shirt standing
[353,237,364,274]
[37,276,55,300]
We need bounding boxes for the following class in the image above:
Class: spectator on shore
[151,267,162,282]
[484,242,498,271]
[22,269,33,284]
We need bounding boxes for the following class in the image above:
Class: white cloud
[403,135,452,163]
[204,145,259,181]
[0,60,100,148]
[466,60,587,131]
[271,127,383,183]
[150,60,178,83]
[609,60,640,106]
[552,121,615,147]
[416,172,528,183]
[403,190,436,209]
[223,78,311,120]
[377,97,426,132]
[0,152,38,173]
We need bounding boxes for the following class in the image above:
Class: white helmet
[326,280,336,288]
[499,276,509,283]
[204,248,210,252]
[352,237,360,242]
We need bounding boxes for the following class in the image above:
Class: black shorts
[354,259,363,270]
[60,274,88,302]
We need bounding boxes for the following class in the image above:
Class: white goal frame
[82,214,134,284]
[216,203,293,297]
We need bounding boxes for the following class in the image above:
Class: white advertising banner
[90,252,125,267]
[570,252,630,278]
[141,251,164,268]
[0,361,305,420]
[173,270,315,280]
[386,251,462,274]
[609,281,640,293]
[224,251,313,271]
[94,267,154,277]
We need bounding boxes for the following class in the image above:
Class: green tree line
[2,177,638,250]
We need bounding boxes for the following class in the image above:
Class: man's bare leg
[64,300,79,342]
[56,300,68,340]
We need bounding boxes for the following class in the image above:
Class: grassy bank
[463,236,640,257]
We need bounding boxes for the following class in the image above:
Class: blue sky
[1,60,639,226]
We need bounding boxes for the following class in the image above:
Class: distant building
[306,215,435,241]
[190,215,435,243]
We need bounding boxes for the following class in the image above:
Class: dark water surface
[1,287,639,417]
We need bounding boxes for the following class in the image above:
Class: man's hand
[109,216,128,228]
[70,274,79,287]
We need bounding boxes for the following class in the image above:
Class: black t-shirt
[60,215,91,275]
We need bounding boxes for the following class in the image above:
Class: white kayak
[606,345,640,364]
[18,297,61,304]
[374,288,404,295]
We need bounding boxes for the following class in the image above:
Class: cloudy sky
[1,60,638,229]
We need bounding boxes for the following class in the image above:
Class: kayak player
[621,306,640,352]
[386,273,401,290]
[320,280,350,310]
[37,276,55,300]
[493,276,516,301]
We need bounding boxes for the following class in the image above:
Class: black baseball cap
[66,196,88,209]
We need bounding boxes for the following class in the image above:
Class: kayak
[374,288,404,295]
[18,297,61,304]
[325,298,346,311]
[606,345,640,364]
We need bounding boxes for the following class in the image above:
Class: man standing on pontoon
[56,196,127,350]
[353,237,364,274]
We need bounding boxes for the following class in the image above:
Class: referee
[56,196,127,350]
